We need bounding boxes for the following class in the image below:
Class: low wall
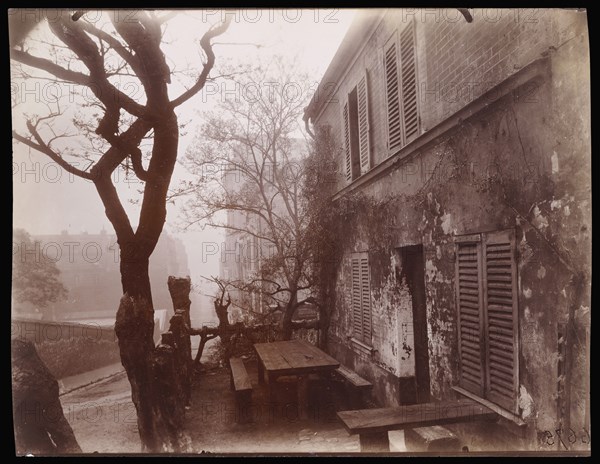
[11,318,121,380]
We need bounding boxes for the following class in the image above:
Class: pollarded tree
[10,9,230,451]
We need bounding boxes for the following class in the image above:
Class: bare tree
[181,57,320,340]
[10,10,230,451]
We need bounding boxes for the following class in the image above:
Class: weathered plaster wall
[317,9,589,450]
[325,56,589,447]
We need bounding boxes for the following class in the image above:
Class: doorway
[398,245,431,403]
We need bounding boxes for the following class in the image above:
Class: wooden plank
[229,357,252,392]
[452,386,526,427]
[295,339,340,368]
[254,342,292,372]
[336,365,373,389]
[279,340,324,370]
[254,340,339,376]
[337,399,496,435]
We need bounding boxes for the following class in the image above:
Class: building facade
[304,9,590,450]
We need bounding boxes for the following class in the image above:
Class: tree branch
[170,16,232,107]
[10,49,90,85]
[13,124,93,180]
[77,20,144,77]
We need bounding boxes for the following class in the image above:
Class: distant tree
[181,57,322,340]
[12,229,67,316]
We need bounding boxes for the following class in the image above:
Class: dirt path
[186,360,360,454]
[61,372,140,453]
[61,359,362,454]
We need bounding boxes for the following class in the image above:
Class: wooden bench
[337,398,496,452]
[229,357,253,424]
[333,365,373,408]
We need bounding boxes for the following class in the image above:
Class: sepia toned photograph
[10,8,590,456]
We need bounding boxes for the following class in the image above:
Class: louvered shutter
[357,71,371,174]
[399,21,419,143]
[360,255,372,343]
[483,229,518,411]
[384,39,403,152]
[351,256,362,339]
[456,239,485,396]
[343,101,352,182]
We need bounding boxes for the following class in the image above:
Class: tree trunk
[214,298,233,359]
[115,294,157,451]
[194,336,209,366]
[114,253,159,451]
[120,243,153,302]
[281,293,297,340]
[317,302,330,351]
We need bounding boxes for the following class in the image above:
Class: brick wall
[420,8,555,128]
[313,8,581,195]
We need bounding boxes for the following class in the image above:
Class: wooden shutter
[357,71,371,174]
[399,21,419,143]
[351,256,362,339]
[384,38,403,152]
[483,229,518,412]
[351,253,372,345]
[360,255,372,343]
[456,240,485,397]
[343,101,352,182]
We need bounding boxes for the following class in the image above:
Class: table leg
[266,372,275,404]
[359,432,390,452]
[298,374,309,420]
[257,360,265,384]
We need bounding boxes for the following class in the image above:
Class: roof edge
[303,9,386,123]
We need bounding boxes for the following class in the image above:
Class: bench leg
[359,432,390,452]
[236,390,252,424]
[404,427,461,452]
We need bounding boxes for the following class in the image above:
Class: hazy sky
[11,8,356,290]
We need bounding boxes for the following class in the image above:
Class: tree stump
[168,276,193,406]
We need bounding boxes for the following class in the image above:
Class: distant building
[13,229,190,323]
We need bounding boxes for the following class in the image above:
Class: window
[343,71,371,182]
[384,20,419,155]
[351,252,372,346]
[455,229,519,412]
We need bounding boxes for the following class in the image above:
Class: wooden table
[254,339,340,418]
